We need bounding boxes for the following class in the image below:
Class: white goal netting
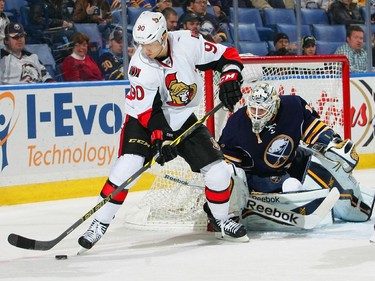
[123,55,350,231]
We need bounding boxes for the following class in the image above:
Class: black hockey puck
[55,255,68,260]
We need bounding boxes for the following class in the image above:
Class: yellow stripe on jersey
[304,119,328,144]
[223,154,242,166]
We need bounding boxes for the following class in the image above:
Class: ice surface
[0,169,375,281]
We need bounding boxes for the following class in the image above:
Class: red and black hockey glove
[219,70,243,112]
[151,130,178,166]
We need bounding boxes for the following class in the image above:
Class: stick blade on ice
[8,233,59,251]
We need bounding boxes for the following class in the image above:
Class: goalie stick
[147,171,340,229]
[7,102,224,251]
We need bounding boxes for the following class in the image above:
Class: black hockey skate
[204,203,249,242]
[77,219,109,254]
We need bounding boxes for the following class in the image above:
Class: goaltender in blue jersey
[216,82,374,225]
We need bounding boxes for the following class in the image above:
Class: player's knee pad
[201,160,231,191]
[109,154,145,188]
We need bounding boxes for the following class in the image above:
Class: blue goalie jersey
[218,95,335,177]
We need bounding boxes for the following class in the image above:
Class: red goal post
[205,54,351,140]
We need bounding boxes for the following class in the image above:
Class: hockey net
[123,55,350,231]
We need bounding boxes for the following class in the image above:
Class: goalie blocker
[227,143,375,230]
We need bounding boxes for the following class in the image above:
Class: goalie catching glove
[219,70,243,112]
[151,129,178,166]
[324,136,359,173]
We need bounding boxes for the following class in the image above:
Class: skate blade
[214,232,250,243]
[369,233,375,244]
[77,246,90,255]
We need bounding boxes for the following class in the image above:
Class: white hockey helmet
[247,83,280,134]
[133,11,167,47]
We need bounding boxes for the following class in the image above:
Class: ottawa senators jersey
[218,95,335,177]
[126,30,243,132]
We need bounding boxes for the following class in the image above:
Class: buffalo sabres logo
[165,73,197,106]
[264,135,294,168]
[20,63,41,83]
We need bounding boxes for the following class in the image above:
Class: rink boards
[0,76,375,205]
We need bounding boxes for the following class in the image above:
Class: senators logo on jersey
[129,66,141,77]
[165,73,197,106]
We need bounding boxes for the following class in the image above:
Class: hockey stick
[148,171,340,229]
[8,103,224,251]
[245,187,340,229]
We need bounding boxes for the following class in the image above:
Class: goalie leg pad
[305,147,374,222]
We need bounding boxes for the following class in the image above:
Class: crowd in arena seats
[1,0,375,84]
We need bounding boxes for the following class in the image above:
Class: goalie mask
[247,83,280,134]
[133,11,167,48]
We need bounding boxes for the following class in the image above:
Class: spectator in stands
[98,28,135,80]
[106,0,152,9]
[329,0,364,25]
[267,33,297,56]
[335,25,367,73]
[31,0,74,30]
[0,23,55,84]
[180,12,216,42]
[179,0,227,42]
[181,12,201,32]
[61,31,104,81]
[30,0,75,45]
[301,35,317,55]
[162,7,179,31]
[0,0,10,47]
[73,0,112,24]
[153,0,173,12]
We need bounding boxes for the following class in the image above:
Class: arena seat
[4,0,28,22]
[263,8,297,27]
[112,9,123,26]
[300,8,329,25]
[238,41,268,56]
[229,8,274,41]
[312,24,347,42]
[316,41,344,55]
[19,6,47,44]
[173,7,184,18]
[276,24,312,43]
[229,23,260,42]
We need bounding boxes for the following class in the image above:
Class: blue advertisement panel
[0,81,129,187]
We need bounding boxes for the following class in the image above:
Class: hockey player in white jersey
[78,11,248,252]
